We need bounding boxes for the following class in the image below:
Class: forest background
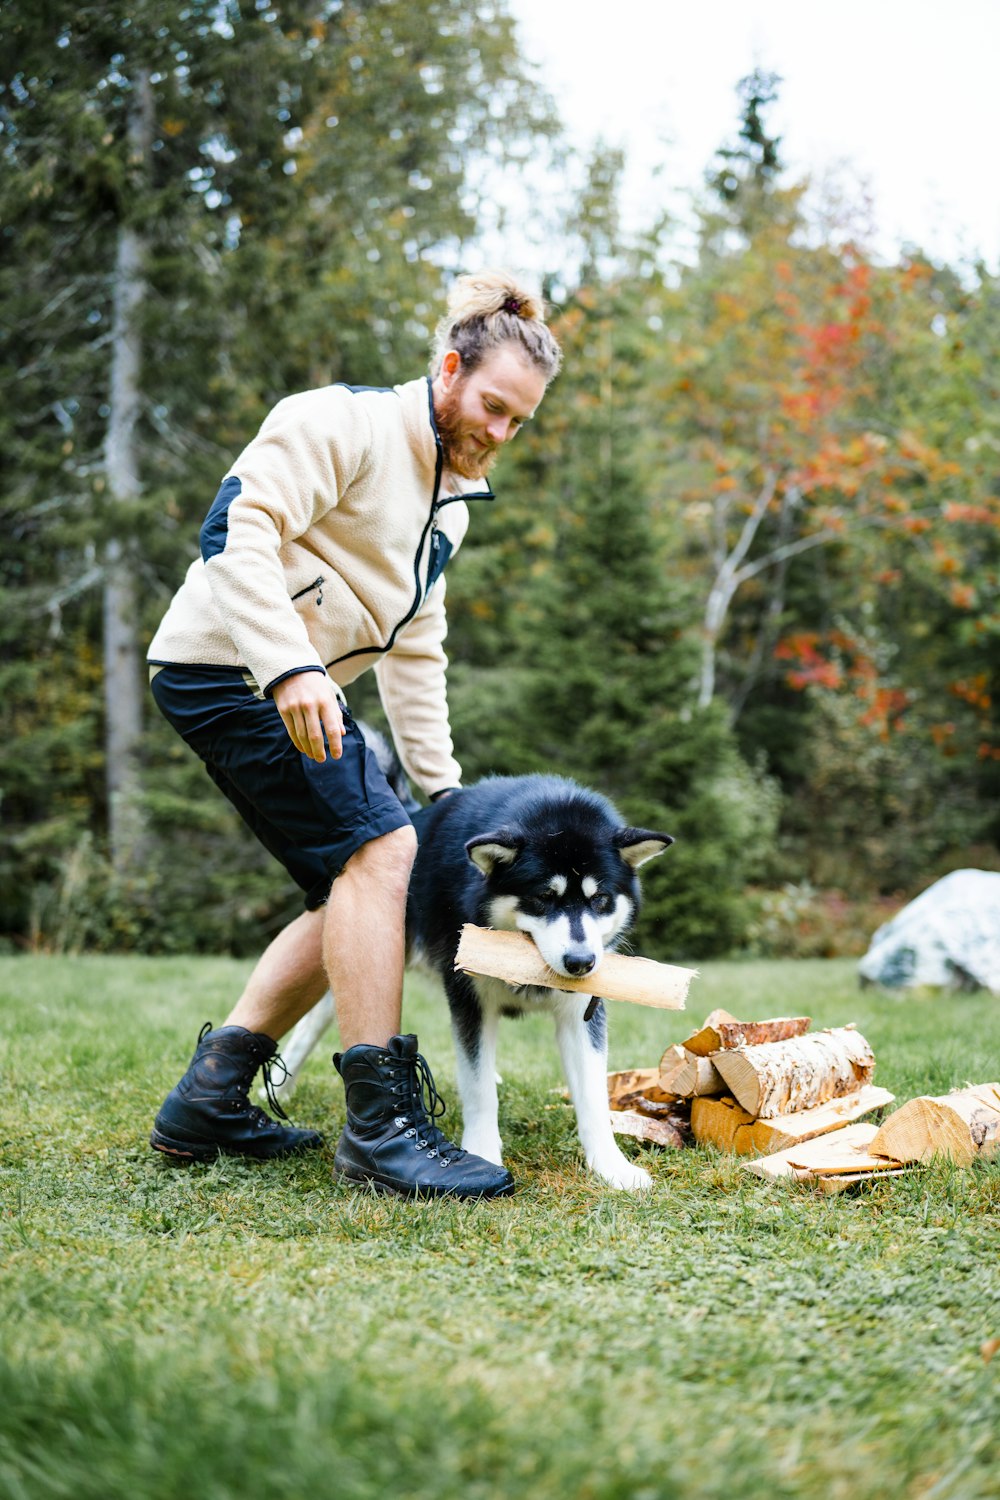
[2,0,998,964]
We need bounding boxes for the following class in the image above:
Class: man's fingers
[303,706,327,763]
[272,674,345,762]
[322,707,344,760]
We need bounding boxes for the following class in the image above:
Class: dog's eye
[520,896,548,918]
[592,892,614,915]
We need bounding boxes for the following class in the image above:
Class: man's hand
[272,672,344,763]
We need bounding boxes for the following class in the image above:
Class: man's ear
[466,829,522,876]
[614,829,675,870]
[440,348,461,387]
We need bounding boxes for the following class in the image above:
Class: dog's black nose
[563,952,597,978]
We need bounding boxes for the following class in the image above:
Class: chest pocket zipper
[425,530,453,597]
[292,575,324,606]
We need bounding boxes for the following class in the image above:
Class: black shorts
[150,665,413,908]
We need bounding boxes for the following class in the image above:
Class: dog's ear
[614,828,675,870]
[465,829,522,875]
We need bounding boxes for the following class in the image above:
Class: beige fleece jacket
[147,376,493,796]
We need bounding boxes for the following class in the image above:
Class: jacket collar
[395,376,496,506]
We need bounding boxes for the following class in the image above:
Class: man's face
[432,345,548,481]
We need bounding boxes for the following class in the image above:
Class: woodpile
[664,1009,892,1165]
[606,1005,1000,1191]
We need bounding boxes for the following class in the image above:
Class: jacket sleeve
[374,576,463,797]
[200,388,371,695]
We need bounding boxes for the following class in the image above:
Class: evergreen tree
[0,0,557,950]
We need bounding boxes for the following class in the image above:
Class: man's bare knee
[341,824,417,893]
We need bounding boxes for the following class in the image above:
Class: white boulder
[858,868,1000,994]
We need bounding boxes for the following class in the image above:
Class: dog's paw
[461,1129,504,1166]
[591,1154,654,1193]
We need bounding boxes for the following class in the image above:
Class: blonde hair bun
[431,268,561,382]
[445,270,546,325]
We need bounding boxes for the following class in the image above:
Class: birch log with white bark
[712,1027,876,1119]
[104,69,153,875]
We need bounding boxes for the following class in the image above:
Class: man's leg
[321,824,416,1050]
[222,824,416,1047]
[223,907,327,1039]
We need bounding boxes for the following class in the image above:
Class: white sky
[502,0,1000,272]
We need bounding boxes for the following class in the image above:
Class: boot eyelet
[404,1127,416,1138]
[394,1116,407,1129]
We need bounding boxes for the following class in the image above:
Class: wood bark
[712,1027,875,1119]
[607,1069,681,1113]
[869,1084,1000,1165]
[681,1014,811,1058]
[691,1085,895,1156]
[104,68,154,876]
[454,925,694,1009]
[610,1109,686,1150]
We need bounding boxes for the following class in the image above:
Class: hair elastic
[502,296,523,315]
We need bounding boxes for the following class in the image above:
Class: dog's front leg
[447,975,504,1166]
[263,991,336,1102]
[553,997,653,1192]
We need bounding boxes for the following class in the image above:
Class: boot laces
[398,1051,465,1167]
[251,1044,291,1123]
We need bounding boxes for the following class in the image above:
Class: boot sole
[149,1128,321,1164]
[332,1163,515,1200]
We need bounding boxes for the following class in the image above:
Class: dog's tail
[356,719,421,815]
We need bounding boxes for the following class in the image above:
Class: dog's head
[465,819,673,980]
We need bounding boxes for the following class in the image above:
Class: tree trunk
[104,69,153,876]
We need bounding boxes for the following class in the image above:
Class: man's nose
[486,416,513,444]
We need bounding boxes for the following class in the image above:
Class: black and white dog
[273,733,673,1191]
[407,776,673,1191]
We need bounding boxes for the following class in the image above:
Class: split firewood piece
[812,1166,912,1195]
[869,1083,1000,1166]
[454,924,694,1009]
[610,1108,686,1149]
[713,1026,875,1119]
[607,1068,679,1114]
[658,1044,725,1098]
[692,1085,896,1156]
[690,1095,755,1152]
[744,1122,906,1182]
[681,1013,811,1058]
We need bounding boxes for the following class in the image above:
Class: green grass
[1,955,998,1500]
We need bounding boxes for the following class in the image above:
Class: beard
[433,379,499,481]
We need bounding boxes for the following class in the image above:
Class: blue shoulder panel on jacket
[200,476,242,561]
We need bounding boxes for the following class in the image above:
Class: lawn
[1,955,998,1500]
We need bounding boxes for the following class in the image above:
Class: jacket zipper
[292,575,324,605]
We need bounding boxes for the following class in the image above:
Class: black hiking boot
[150,1022,325,1163]
[332,1034,514,1199]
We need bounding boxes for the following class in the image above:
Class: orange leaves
[775,630,911,741]
[774,632,844,690]
[951,675,992,712]
[859,687,911,737]
[944,500,1000,527]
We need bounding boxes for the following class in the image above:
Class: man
[146,271,562,1199]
